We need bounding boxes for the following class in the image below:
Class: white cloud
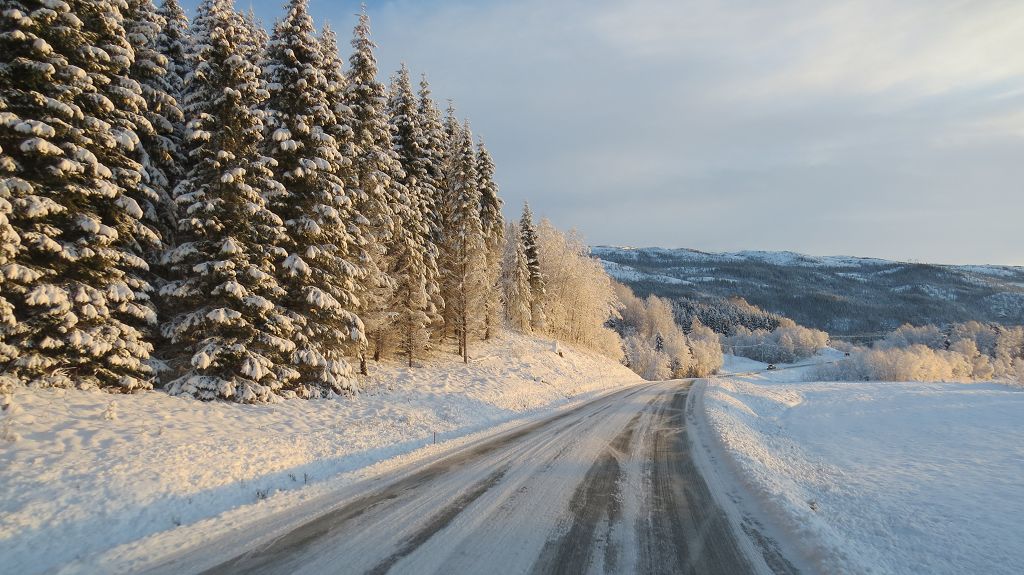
[196,0,1024,264]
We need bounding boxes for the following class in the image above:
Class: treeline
[817,322,1024,383]
[673,295,784,336]
[0,0,612,402]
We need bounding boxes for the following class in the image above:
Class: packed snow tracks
[200,382,774,575]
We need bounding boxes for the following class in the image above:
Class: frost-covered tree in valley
[0,0,161,390]
[160,0,295,402]
[500,221,531,332]
[261,0,366,396]
[476,140,503,339]
[688,318,724,377]
[614,285,693,379]
[125,0,184,242]
[442,122,488,362]
[387,65,436,364]
[519,203,545,331]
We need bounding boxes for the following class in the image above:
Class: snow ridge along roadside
[0,334,640,575]
[694,357,1024,575]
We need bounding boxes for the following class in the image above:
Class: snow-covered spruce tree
[386,65,435,365]
[87,0,165,252]
[443,122,488,363]
[345,9,406,370]
[476,139,503,339]
[387,218,431,366]
[160,0,296,402]
[500,221,531,332]
[317,24,354,165]
[0,0,161,391]
[153,0,190,202]
[239,7,268,63]
[125,0,184,243]
[262,0,365,396]
[415,74,448,329]
[155,0,190,93]
[519,202,545,331]
[435,103,462,340]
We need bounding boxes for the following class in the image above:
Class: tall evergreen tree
[436,103,461,340]
[500,221,532,332]
[345,8,406,369]
[317,24,355,165]
[476,139,503,339]
[262,0,365,396]
[0,0,161,390]
[125,0,184,242]
[153,0,190,208]
[520,202,545,331]
[345,8,402,249]
[387,213,431,367]
[161,0,295,402]
[388,64,438,363]
[239,7,269,62]
[155,0,190,96]
[444,122,487,362]
[415,75,448,329]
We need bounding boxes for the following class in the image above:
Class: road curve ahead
[203,381,777,575]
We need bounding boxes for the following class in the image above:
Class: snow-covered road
[148,381,774,575]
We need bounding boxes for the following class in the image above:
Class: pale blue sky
[183,0,1024,265]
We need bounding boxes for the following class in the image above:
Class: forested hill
[593,246,1024,336]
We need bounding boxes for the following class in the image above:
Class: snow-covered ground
[692,354,1024,575]
[0,334,640,575]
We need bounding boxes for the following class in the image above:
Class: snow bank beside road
[698,366,1024,574]
[0,334,640,575]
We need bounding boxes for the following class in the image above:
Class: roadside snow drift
[0,334,640,575]
[697,366,1024,575]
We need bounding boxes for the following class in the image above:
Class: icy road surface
[182,382,782,575]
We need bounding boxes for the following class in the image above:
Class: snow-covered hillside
[594,245,1024,334]
[691,358,1024,575]
[0,334,640,575]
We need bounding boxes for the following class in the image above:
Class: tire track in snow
[636,389,753,574]
[528,409,645,575]
[201,382,781,575]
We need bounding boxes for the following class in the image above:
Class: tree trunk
[407,322,413,368]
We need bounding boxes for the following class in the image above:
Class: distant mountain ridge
[593,246,1024,336]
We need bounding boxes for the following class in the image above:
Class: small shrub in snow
[819,322,1024,383]
[104,401,119,421]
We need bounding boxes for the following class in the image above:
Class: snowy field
[0,334,640,575]
[693,355,1024,575]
